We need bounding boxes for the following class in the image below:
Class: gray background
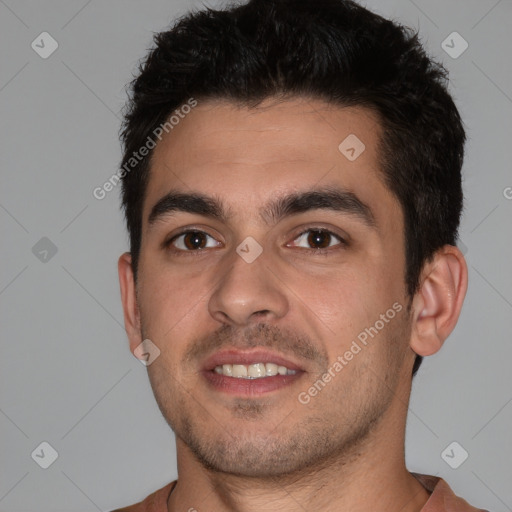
[1,0,511,510]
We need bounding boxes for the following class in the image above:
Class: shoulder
[413,473,490,512]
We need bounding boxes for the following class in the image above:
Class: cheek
[137,264,202,340]
[298,263,405,357]
[292,264,382,331]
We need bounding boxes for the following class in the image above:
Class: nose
[208,246,289,327]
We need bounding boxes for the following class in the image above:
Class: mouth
[213,362,298,378]
[202,349,306,396]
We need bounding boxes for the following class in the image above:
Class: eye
[169,230,221,251]
[289,228,345,251]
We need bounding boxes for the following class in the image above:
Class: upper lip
[203,349,305,372]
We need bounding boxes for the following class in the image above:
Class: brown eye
[170,231,220,251]
[183,231,206,250]
[291,229,344,251]
[307,230,332,249]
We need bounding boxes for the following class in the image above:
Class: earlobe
[118,252,142,353]
[410,245,468,357]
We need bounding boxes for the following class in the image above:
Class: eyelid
[287,227,348,250]
[163,225,349,253]
[163,226,223,252]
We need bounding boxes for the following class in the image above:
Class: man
[113,0,487,510]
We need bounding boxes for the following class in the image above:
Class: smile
[213,362,298,379]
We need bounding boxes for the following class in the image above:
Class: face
[129,97,414,477]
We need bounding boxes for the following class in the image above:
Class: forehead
[143,97,400,228]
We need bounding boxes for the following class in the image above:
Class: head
[118,0,467,478]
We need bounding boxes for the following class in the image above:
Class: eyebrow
[147,186,376,229]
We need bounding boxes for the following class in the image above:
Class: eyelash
[290,228,347,254]
[164,227,347,256]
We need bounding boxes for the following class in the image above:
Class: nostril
[252,310,271,318]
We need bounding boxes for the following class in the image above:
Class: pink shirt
[111,473,488,511]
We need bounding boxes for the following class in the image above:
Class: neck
[168,383,430,512]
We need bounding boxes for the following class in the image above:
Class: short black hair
[119,0,466,377]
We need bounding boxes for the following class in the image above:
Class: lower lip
[202,370,304,396]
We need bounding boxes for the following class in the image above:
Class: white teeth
[213,362,298,379]
[248,363,266,378]
[265,363,278,376]
[232,364,248,378]
[222,364,233,376]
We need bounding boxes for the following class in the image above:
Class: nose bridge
[208,243,289,326]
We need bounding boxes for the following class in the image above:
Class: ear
[118,252,142,353]
[409,245,468,357]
